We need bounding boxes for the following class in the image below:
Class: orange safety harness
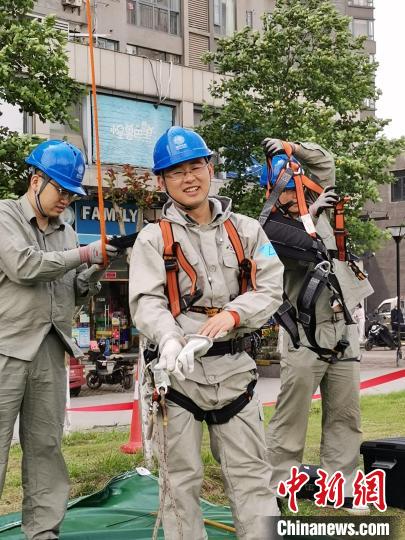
[159,219,257,318]
[264,142,350,261]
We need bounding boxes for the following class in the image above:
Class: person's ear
[207,162,214,178]
[30,174,41,192]
[157,175,166,191]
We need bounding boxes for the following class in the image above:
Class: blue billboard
[73,200,138,245]
[94,95,173,167]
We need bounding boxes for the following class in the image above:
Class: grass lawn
[1,390,404,535]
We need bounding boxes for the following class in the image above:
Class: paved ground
[12,347,405,441]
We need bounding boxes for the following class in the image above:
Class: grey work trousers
[266,345,362,497]
[154,372,280,540]
[0,332,69,540]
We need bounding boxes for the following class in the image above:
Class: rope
[152,390,183,540]
[84,0,108,266]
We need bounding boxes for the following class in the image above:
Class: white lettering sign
[80,205,137,223]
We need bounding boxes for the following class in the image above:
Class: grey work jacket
[129,196,284,384]
[0,194,100,361]
[280,143,374,358]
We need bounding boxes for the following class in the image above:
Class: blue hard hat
[25,140,86,196]
[260,153,301,190]
[152,126,213,174]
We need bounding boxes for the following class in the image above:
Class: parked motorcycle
[364,321,399,351]
[86,340,134,390]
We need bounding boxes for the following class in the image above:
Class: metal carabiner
[314,260,331,276]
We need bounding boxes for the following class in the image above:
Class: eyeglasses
[48,180,77,201]
[164,162,209,182]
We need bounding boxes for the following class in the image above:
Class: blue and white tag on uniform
[259,242,277,257]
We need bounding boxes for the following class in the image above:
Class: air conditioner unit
[62,0,83,7]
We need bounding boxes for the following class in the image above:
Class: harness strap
[260,166,295,225]
[159,220,201,318]
[333,198,349,262]
[165,379,256,425]
[223,219,257,294]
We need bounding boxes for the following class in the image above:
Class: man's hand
[309,186,340,217]
[176,335,213,376]
[79,240,119,265]
[154,338,185,381]
[199,311,236,339]
[262,138,295,160]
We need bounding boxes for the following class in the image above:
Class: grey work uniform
[265,143,374,496]
[129,196,284,540]
[0,194,100,540]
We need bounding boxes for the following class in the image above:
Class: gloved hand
[79,240,119,265]
[154,337,185,381]
[78,263,105,282]
[262,138,296,160]
[176,335,213,376]
[309,186,340,217]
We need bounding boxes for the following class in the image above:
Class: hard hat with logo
[25,139,86,196]
[260,153,303,191]
[152,126,213,174]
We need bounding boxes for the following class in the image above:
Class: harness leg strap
[165,380,257,425]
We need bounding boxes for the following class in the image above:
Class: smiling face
[158,157,213,211]
[29,173,74,218]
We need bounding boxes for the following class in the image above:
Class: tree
[0,0,83,198]
[198,0,405,253]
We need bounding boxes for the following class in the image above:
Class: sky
[374,0,405,139]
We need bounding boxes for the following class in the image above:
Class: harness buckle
[206,307,222,317]
[164,256,178,272]
[314,260,331,276]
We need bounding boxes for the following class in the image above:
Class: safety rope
[84,0,108,266]
[151,390,183,540]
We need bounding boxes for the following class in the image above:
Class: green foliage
[0,0,83,198]
[199,0,405,253]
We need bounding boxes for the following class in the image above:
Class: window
[96,38,119,51]
[246,10,253,29]
[363,97,376,110]
[213,0,236,36]
[348,0,373,6]
[350,18,374,38]
[126,44,181,64]
[391,172,405,202]
[126,0,180,35]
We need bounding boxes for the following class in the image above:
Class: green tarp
[0,471,236,539]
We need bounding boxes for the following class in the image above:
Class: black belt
[203,334,253,356]
[165,379,257,424]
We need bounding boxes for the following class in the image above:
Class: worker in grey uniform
[0,140,118,540]
[129,126,284,539]
[260,138,373,514]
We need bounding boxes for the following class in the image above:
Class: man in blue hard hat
[0,140,118,540]
[129,127,284,539]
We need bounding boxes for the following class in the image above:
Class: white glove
[78,264,105,282]
[79,240,119,265]
[176,335,213,377]
[309,186,340,217]
[154,338,185,381]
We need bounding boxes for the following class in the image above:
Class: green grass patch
[1,391,405,536]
